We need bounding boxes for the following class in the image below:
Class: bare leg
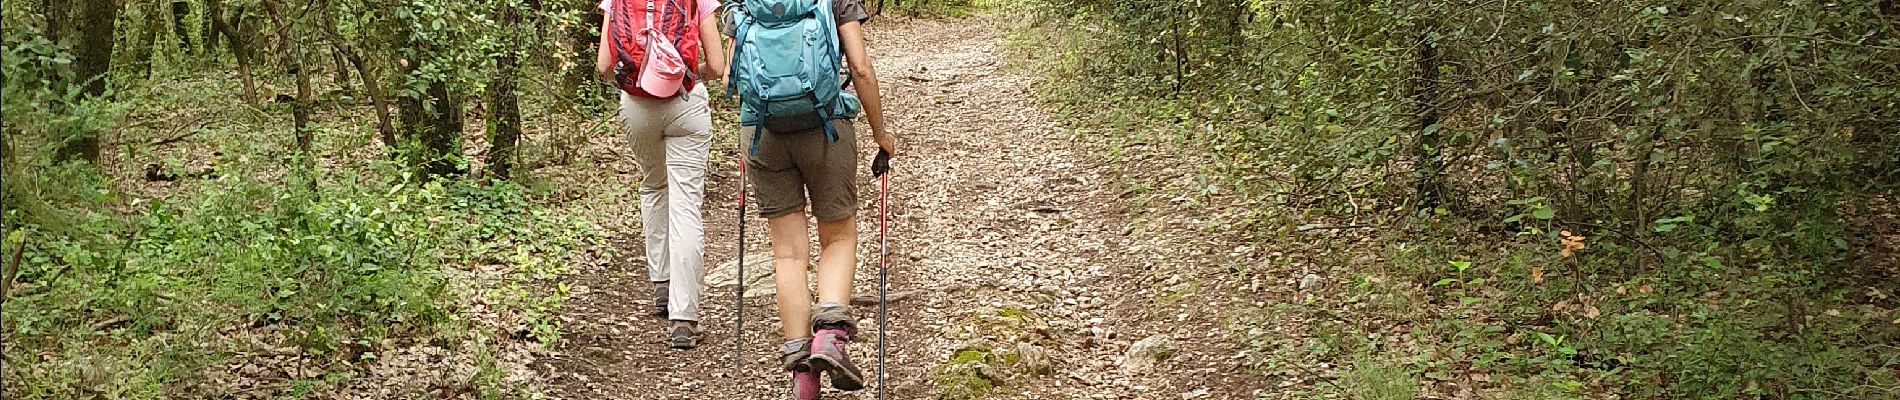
[806,214,868,391]
[768,211,814,340]
[814,215,859,305]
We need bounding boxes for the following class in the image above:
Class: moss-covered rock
[932,339,1054,400]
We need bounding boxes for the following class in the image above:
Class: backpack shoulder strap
[726,12,751,99]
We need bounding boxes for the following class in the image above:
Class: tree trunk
[136,1,162,79]
[265,0,312,156]
[1169,7,1187,92]
[561,0,604,110]
[317,3,395,151]
[57,0,120,163]
[75,0,119,97]
[486,4,524,180]
[398,36,465,178]
[44,0,71,47]
[418,80,465,177]
[331,50,353,94]
[214,5,258,102]
[173,0,192,56]
[44,0,71,49]
[204,0,222,55]
[334,44,395,150]
[1410,21,1446,210]
[42,0,72,94]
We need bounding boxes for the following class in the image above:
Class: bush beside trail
[1016,1,1900,398]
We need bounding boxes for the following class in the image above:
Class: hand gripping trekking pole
[872,149,892,400]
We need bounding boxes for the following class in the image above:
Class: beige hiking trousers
[619,86,712,322]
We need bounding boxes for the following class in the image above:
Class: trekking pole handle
[872,148,891,177]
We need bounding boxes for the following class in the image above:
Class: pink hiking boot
[806,327,866,391]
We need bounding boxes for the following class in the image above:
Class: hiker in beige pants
[618,86,712,341]
[595,0,727,349]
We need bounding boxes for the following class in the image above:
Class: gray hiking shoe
[669,322,696,350]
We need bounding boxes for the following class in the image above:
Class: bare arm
[837,21,892,156]
[595,13,615,83]
[698,15,726,80]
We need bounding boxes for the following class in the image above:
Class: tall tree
[203,0,222,54]
[485,1,524,179]
[393,0,473,178]
[74,1,120,98]
[55,0,121,163]
[133,0,164,79]
[43,0,71,48]
[264,0,313,156]
[206,0,257,101]
[1409,20,1445,211]
[41,0,72,94]
[172,0,192,56]
[559,0,603,110]
[403,80,465,177]
[317,1,397,150]
[397,58,466,177]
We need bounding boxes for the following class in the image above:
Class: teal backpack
[726,0,860,155]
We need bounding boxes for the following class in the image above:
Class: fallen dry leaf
[1559,230,1587,258]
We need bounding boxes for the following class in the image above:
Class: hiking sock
[780,337,814,370]
[782,338,819,400]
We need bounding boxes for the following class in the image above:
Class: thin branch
[1296,224,1374,233]
[146,115,210,146]
[1713,34,1900,52]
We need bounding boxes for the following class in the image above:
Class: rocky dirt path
[541,15,1269,400]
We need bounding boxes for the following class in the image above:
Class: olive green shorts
[741,120,859,221]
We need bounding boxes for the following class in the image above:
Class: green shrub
[1018,1,1900,398]
[2,163,590,397]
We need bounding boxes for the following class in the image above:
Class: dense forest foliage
[1019,0,1899,398]
[1,0,616,397]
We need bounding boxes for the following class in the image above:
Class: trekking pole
[736,151,748,376]
[874,150,892,400]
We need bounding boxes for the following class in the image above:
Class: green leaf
[1534,331,1560,347]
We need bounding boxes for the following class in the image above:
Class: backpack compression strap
[724,7,762,156]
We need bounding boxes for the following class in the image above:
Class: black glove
[872,148,891,177]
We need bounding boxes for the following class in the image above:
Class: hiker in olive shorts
[724,0,896,395]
